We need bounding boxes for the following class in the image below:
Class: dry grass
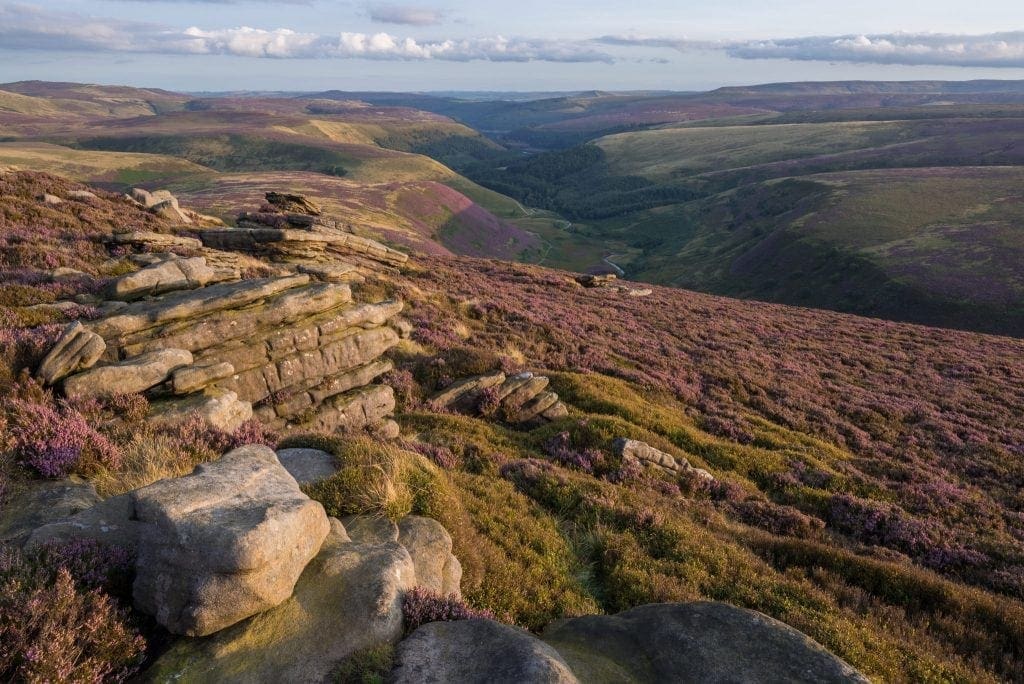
[91,433,205,498]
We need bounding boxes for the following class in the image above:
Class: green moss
[333,644,395,684]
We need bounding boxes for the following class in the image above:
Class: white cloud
[728,32,1024,68]
[600,30,1024,68]
[367,4,446,27]
[0,3,613,62]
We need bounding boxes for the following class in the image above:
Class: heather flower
[8,397,121,478]
[402,587,495,634]
[543,431,604,474]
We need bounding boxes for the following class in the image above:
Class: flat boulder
[35,321,106,385]
[132,445,330,636]
[391,619,579,684]
[541,602,868,683]
[63,348,193,399]
[106,257,217,301]
[149,389,253,433]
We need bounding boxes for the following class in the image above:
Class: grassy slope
[0,84,562,262]
[531,110,1024,336]
[2,172,1023,681]
[389,254,1024,682]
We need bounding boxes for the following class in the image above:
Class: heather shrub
[402,587,495,634]
[405,440,462,470]
[7,396,121,478]
[381,366,420,410]
[828,494,939,557]
[730,499,825,538]
[0,545,145,683]
[412,345,504,391]
[543,431,604,474]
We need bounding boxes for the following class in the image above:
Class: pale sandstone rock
[63,348,193,399]
[36,321,106,385]
[132,445,330,636]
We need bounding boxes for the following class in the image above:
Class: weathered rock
[297,261,364,284]
[265,191,322,216]
[67,190,98,201]
[0,478,101,543]
[542,402,570,420]
[513,390,560,423]
[393,317,413,339]
[143,525,416,683]
[493,372,534,402]
[171,360,236,395]
[371,418,402,441]
[503,375,549,410]
[541,602,868,683]
[300,384,396,434]
[106,257,218,301]
[90,274,311,340]
[49,266,88,279]
[576,273,617,288]
[63,348,193,399]
[276,448,338,486]
[613,438,713,479]
[109,231,203,252]
[26,493,140,551]
[149,389,253,433]
[152,199,193,225]
[398,516,462,597]
[429,371,506,411]
[132,445,330,636]
[36,321,106,385]
[199,227,409,267]
[624,288,653,297]
[342,515,399,544]
[392,619,579,684]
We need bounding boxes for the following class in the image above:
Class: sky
[1,0,1024,92]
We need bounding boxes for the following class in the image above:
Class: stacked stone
[197,192,408,273]
[37,259,404,436]
[428,371,569,423]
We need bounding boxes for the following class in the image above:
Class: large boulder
[35,321,106,385]
[144,522,417,683]
[63,348,193,399]
[131,445,330,636]
[106,257,217,301]
[398,516,462,597]
[391,619,579,684]
[541,602,868,683]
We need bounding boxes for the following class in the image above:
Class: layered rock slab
[63,348,193,399]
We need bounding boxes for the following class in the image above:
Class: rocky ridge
[35,190,409,437]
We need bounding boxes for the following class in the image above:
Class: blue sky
[1,0,1023,91]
